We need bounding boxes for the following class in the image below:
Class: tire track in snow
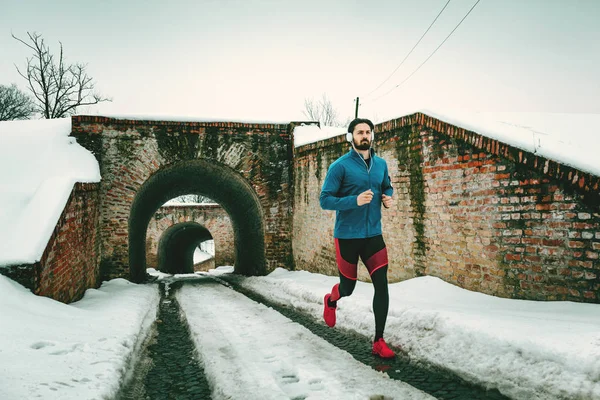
[178,278,433,400]
[216,274,510,400]
[118,281,211,399]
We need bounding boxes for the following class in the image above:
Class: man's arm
[382,162,394,208]
[382,162,393,197]
[319,163,358,210]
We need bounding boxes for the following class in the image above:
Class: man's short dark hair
[348,118,375,134]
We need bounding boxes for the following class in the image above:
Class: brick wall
[35,183,101,303]
[293,113,599,303]
[2,183,103,303]
[146,204,234,269]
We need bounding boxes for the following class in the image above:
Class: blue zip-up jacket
[320,148,393,239]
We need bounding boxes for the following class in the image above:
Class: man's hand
[382,194,393,209]
[357,189,374,206]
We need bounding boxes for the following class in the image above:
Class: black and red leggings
[330,235,389,339]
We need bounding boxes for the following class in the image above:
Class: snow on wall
[293,111,600,178]
[293,123,346,147]
[0,118,101,267]
[422,110,600,178]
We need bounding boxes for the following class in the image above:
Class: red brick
[542,239,564,247]
[559,268,571,276]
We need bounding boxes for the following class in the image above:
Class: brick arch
[146,204,234,270]
[129,159,266,282]
[157,221,212,274]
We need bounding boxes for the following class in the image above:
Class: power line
[372,0,482,103]
[364,0,452,99]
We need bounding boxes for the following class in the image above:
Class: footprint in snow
[308,378,324,391]
[30,341,55,350]
[280,374,300,384]
[49,343,83,355]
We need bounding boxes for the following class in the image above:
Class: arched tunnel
[129,159,265,283]
[157,222,213,275]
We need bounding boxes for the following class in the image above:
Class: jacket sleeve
[382,162,393,197]
[320,163,358,210]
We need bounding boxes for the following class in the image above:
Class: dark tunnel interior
[157,222,213,274]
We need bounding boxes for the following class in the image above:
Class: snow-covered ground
[0,274,159,400]
[2,266,598,400]
[193,246,213,264]
[238,268,600,400]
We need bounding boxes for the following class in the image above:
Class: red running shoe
[372,338,395,359]
[323,293,337,327]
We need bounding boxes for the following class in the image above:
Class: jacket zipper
[356,149,372,237]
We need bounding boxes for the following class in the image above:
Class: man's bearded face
[352,123,372,150]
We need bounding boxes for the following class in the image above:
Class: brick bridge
[71,116,296,284]
[3,113,598,304]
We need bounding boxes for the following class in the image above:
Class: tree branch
[13,31,111,119]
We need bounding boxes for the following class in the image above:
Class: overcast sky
[1,0,599,124]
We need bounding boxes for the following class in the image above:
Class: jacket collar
[349,147,375,160]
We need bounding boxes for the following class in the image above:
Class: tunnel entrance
[157,222,213,274]
[129,159,265,283]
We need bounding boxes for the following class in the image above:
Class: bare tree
[303,93,340,126]
[0,84,35,121]
[12,32,110,119]
[170,194,214,204]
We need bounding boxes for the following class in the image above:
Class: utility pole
[354,97,360,118]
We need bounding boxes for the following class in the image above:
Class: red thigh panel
[365,247,388,275]
[335,238,358,280]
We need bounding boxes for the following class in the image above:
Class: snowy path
[177,278,433,400]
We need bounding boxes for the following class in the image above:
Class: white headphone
[346,130,375,143]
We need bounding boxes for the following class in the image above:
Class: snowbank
[240,269,600,400]
[0,275,159,400]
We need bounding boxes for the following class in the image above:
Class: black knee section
[371,266,389,336]
[371,266,389,295]
[338,272,357,298]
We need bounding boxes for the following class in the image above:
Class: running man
[319,117,395,359]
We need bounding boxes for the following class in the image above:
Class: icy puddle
[177,279,433,400]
